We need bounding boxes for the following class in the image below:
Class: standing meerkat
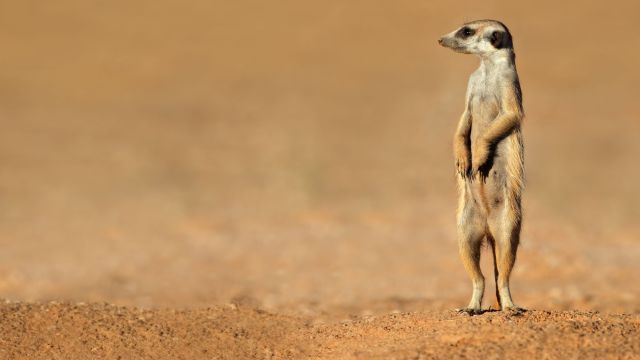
[438,20,525,315]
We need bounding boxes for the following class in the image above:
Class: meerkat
[438,20,525,315]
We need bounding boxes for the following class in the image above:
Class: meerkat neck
[479,50,516,75]
[480,50,514,65]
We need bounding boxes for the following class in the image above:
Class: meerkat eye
[456,27,476,39]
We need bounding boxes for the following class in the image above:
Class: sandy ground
[1,302,639,359]
[0,0,640,358]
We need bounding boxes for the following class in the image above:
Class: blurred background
[0,0,638,314]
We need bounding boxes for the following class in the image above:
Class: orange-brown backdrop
[0,0,638,314]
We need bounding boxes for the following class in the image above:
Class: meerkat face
[438,20,513,56]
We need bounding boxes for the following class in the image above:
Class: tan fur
[440,20,525,314]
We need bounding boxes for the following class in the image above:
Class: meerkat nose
[438,38,444,44]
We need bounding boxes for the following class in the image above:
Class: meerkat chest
[469,77,500,123]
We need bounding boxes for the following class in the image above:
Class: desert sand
[0,0,639,358]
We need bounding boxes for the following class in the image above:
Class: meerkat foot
[456,307,484,316]
[502,306,526,316]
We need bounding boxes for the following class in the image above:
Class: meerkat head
[438,20,513,56]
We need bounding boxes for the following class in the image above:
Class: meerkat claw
[503,306,526,316]
[456,308,484,316]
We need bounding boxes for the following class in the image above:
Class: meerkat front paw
[455,155,471,178]
[454,144,471,178]
[472,140,490,175]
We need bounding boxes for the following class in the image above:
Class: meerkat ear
[490,31,512,49]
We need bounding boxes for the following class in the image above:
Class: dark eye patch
[456,27,476,39]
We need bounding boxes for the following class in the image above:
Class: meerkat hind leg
[456,202,486,316]
[487,235,501,310]
[488,210,525,315]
